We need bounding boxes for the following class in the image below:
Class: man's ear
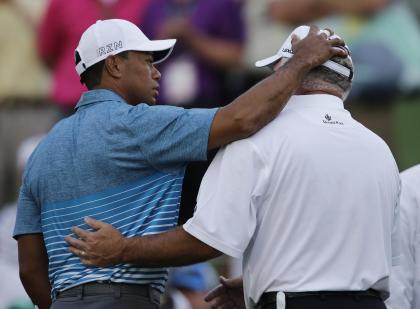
[104,55,124,79]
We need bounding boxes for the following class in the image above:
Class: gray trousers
[51,283,161,309]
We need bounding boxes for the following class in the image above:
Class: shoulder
[129,104,217,123]
[400,165,420,197]
[401,164,420,182]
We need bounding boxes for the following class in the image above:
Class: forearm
[208,56,310,149]
[121,227,222,267]
[18,235,51,309]
[20,270,51,309]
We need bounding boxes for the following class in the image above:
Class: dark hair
[75,51,130,90]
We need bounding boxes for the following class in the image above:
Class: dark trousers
[51,283,160,309]
[261,295,386,309]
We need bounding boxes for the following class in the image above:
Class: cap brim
[255,54,282,68]
[136,39,177,64]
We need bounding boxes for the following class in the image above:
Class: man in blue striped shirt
[13,19,346,309]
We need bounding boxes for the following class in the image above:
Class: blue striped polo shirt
[13,89,217,295]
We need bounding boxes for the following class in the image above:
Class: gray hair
[301,56,353,100]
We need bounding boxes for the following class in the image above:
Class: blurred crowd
[0,0,419,308]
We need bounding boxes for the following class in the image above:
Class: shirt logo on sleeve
[323,114,343,125]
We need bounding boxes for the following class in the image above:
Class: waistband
[55,282,161,303]
[257,289,381,309]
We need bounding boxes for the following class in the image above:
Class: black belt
[257,289,381,309]
[55,282,161,302]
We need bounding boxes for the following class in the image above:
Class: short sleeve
[183,139,267,258]
[120,104,218,171]
[13,183,42,239]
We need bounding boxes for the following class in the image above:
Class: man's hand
[205,276,245,309]
[292,25,347,70]
[65,217,127,267]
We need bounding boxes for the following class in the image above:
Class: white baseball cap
[255,25,353,81]
[75,19,176,76]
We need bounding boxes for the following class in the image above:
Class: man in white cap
[13,20,345,309]
[66,25,400,309]
[386,164,420,309]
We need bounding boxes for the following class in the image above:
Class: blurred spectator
[241,0,292,90]
[37,0,151,115]
[0,135,44,309]
[142,0,245,107]
[0,0,57,206]
[269,0,420,96]
[141,0,245,224]
[163,263,218,309]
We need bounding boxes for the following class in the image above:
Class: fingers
[308,25,320,35]
[291,34,300,46]
[318,30,330,39]
[65,233,95,263]
[67,243,99,266]
[331,47,348,58]
[71,225,91,239]
[327,37,348,58]
[210,296,234,308]
[324,28,334,36]
[328,37,345,48]
[220,276,243,288]
[220,276,231,287]
[65,235,87,251]
[69,248,97,266]
[68,245,86,258]
[205,285,226,302]
[84,216,107,230]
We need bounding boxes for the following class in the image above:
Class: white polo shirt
[387,165,420,309]
[184,94,401,307]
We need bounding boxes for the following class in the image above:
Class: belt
[257,289,381,309]
[55,282,161,302]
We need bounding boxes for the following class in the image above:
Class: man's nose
[152,65,161,81]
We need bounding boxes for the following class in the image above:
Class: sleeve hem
[201,108,219,160]
[13,230,43,240]
[183,221,243,258]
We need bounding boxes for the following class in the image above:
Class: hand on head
[65,217,126,267]
[292,25,348,69]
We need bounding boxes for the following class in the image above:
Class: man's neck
[93,82,132,105]
[294,88,343,99]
